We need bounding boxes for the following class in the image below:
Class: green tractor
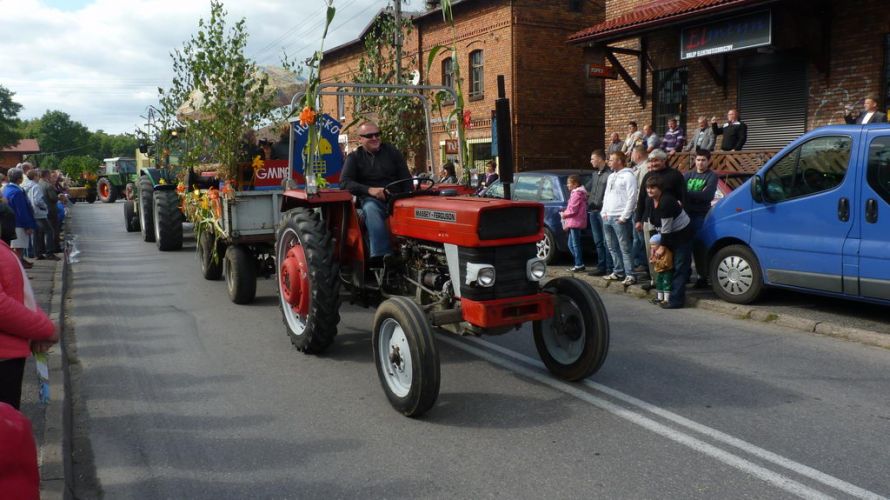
[96,157,139,203]
[123,164,184,252]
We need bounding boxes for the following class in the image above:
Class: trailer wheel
[534,276,609,381]
[153,190,182,251]
[86,191,97,204]
[276,208,340,353]
[224,245,256,304]
[123,200,139,232]
[138,176,155,242]
[198,229,222,280]
[373,297,440,417]
[98,178,117,203]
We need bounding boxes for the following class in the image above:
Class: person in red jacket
[0,402,40,500]
[0,240,58,409]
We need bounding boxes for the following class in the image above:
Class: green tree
[159,0,274,180]
[58,155,99,179]
[0,85,23,149]
[33,110,91,159]
[351,11,426,162]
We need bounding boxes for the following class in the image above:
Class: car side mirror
[751,174,764,203]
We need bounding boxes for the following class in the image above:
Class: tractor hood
[389,196,544,248]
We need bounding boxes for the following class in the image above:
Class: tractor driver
[341,121,412,262]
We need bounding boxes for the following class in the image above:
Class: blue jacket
[2,184,36,230]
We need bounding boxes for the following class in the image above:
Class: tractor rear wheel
[373,297,440,417]
[276,208,340,354]
[138,177,155,242]
[534,276,609,381]
[153,190,182,251]
[198,229,223,280]
[224,245,256,304]
[98,178,117,203]
[123,200,139,232]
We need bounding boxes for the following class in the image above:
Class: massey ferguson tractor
[276,179,609,417]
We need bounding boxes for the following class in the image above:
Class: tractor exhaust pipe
[494,75,514,200]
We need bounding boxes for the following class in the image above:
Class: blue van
[697,124,890,305]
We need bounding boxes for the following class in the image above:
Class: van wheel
[710,245,763,304]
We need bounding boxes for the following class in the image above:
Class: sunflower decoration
[299,106,317,127]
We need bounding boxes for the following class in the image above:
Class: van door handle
[865,198,878,223]
[837,197,849,222]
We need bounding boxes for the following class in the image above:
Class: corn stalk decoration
[426,0,471,182]
[298,0,337,195]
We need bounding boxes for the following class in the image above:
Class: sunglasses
[360,132,381,139]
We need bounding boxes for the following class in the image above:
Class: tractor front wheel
[224,245,256,304]
[153,190,182,251]
[138,177,155,242]
[534,276,609,381]
[373,297,440,417]
[123,200,139,232]
[97,178,117,203]
[276,208,340,353]
[125,182,136,201]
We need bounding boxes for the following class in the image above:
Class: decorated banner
[291,113,344,187]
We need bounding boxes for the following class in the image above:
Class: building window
[652,67,688,136]
[442,57,454,89]
[337,88,346,121]
[469,50,484,101]
[568,0,582,12]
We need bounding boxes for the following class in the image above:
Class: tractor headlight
[465,263,496,288]
[527,258,547,281]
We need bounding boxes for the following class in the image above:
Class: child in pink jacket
[0,240,57,409]
[559,174,589,272]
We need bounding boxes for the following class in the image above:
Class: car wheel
[710,244,763,304]
[537,227,557,264]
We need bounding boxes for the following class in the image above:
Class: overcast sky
[0,0,412,136]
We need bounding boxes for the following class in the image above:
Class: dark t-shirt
[341,144,412,197]
[635,167,686,221]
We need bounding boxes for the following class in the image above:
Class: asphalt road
[67,202,890,499]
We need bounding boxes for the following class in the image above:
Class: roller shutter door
[738,53,807,150]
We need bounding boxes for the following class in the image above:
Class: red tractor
[275,178,609,417]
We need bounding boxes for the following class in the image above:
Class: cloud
[0,0,390,134]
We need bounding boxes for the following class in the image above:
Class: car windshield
[722,173,752,191]
[483,172,593,201]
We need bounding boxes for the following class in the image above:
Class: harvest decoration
[299,0,336,195]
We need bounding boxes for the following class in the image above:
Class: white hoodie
[600,168,638,221]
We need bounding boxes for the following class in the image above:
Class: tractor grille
[477,206,540,240]
[458,243,538,301]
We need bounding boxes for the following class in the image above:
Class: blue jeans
[602,216,633,277]
[567,228,584,268]
[588,211,612,272]
[632,214,646,268]
[669,240,693,307]
[360,197,392,258]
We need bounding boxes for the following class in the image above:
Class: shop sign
[680,10,771,60]
[445,139,459,155]
[587,64,617,79]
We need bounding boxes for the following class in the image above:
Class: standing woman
[560,174,589,272]
[644,176,693,309]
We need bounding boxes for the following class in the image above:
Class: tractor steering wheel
[383,177,436,199]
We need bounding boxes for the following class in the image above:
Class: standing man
[630,145,650,276]
[662,118,685,154]
[606,132,624,156]
[26,170,56,261]
[844,97,887,124]
[683,151,718,287]
[340,121,412,262]
[711,109,747,151]
[1,168,36,269]
[621,121,643,155]
[586,150,612,276]
[600,152,639,286]
[641,124,661,153]
[684,116,716,154]
[41,170,60,254]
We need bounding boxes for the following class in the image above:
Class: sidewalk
[20,256,66,500]
[551,267,890,350]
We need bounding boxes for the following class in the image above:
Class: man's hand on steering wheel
[383,177,436,199]
[368,187,386,200]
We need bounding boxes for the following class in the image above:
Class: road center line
[463,337,886,500]
[436,335,875,499]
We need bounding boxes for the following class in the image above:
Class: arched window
[469,50,484,100]
[442,57,454,89]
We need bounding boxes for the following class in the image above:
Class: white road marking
[438,335,886,500]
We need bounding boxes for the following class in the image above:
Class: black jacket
[341,144,412,197]
[586,167,611,211]
[712,121,747,151]
[844,111,888,124]
[635,167,686,222]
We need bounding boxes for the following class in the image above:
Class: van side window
[763,136,852,202]
[867,136,890,204]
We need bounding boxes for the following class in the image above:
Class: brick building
[569,0,890,152]
[0,139,40,172]
[319,0,604,174]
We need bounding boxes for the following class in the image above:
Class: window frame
[867,135,890,205]
[469,50,484,101]
[763,135,852,203]
[652,67,688,136]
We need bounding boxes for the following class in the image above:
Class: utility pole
[394,0,402,84]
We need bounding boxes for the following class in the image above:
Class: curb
[38,253,67,499]
[553,269,890,350]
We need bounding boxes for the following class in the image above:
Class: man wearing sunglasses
[341,121,412,261]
